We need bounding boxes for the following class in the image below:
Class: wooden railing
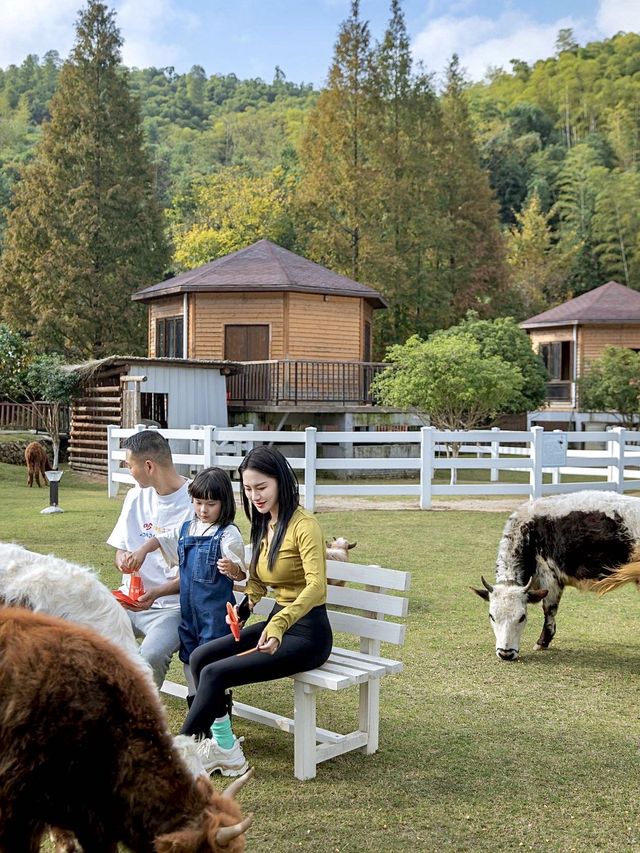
[227,360,387,407]
[0,402,70,433]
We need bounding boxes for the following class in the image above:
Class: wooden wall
[580,324,640,366]
[69,364,124,475]
[145,291,373,361]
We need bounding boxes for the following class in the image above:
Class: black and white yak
[472,491,640,660]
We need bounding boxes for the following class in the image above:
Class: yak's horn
[481,576,494,593]
[523,577,533,591]
[348,541,357,549]
[224,766,254,799]
[216,813,253,846]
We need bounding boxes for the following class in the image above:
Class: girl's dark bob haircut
[188,467,236,527]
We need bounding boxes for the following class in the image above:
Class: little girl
[125,467,246,699]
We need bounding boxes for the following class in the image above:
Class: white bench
[161,558,411,780]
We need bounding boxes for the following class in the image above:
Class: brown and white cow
[472,491,640,660]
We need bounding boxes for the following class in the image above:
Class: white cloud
[411,10,587,84]
[0,0,201,71]
[596,0,640,34]
[0,0,78,65]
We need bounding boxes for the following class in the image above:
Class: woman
[179,446,333,777]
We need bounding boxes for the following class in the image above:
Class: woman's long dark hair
[238,446,299,572]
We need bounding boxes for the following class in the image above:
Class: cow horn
[347,541,357,549]
[481,576,494,593]
[224,766,254,799]
[523,577,533,591]
[216,813,253,846]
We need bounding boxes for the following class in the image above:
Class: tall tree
[505,192,579,315]
[368,0,440,349]
[434,56,512,323]
[0,1,168,359]
[295,0,375,282]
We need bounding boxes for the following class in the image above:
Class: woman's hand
[257,629,280,655]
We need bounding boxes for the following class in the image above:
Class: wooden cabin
[68,356,238,475]
[131,240,389,421]
[521,280,640,425]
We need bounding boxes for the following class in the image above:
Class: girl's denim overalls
[177,520,235,663]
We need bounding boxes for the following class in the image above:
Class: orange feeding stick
[226,601,241,641]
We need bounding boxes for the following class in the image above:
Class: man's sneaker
[195,735,249,777]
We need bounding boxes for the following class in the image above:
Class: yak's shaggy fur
[0,607,251,853]
[24,441,50,487]
[0,542,145,674]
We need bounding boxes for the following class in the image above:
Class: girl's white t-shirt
[107,480,193,608]
[156,521,246,575]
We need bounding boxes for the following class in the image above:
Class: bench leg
[359,679,380,755]
[294,681,317,780]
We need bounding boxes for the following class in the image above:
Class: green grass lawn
[2,461,640,852]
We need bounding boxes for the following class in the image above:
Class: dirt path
[314,496,521,512]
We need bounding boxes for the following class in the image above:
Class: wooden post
[120,375,147,428]
[304,426,317,513]
[530,425,544,500]
[419,426,433,509]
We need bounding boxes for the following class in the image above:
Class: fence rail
[0,402,70,433]
[107,424,640,509]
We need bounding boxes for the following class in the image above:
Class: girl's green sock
[211,713,235,749]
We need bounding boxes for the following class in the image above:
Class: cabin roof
[521,281,640,329]
[132,239,388,309]
[66,355,242,377]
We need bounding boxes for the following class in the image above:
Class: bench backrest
[242,558,411,657]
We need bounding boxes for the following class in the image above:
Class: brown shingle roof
[132,239,388,309]
[520,281,640,328]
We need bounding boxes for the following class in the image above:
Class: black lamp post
[41,469,64,514]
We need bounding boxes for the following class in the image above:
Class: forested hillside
[0,0,638,358]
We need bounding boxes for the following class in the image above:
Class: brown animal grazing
[325,537,357,587]
[0,607,253,853]
[24,441,50,487]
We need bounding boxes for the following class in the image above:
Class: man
[107,430,192,688]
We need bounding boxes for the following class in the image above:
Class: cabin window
[140,393,168,429]
[155,317,183,359]
[363,321,372,362]
[224,325,269,361]
[539,341,573,381]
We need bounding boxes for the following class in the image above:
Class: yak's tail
[592,562,640,596]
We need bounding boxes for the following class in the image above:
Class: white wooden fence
[106,424,640,510]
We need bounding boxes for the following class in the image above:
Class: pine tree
[295,0,375,282]
[506,193,579,316]
[0,1,168,359]
[434,56,512,324]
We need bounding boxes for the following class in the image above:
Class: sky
[0,0,639,87]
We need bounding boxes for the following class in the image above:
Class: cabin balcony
[226,360,387,410]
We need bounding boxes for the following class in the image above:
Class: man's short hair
[122,430,173,466]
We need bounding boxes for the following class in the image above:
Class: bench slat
[331,647,404,675]
[328,610,406,645]
[327,560,411,591]
[326,585,408,617]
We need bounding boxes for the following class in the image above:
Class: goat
[0,607,253,853]
[0,542,147,677]
[325,537,357,587]
[24,441,50,487]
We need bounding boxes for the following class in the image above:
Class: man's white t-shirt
[107,480,193,608]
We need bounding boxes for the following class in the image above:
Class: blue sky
[1,1,638,86]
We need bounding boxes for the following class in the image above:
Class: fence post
[420,426,434,510]
[529,425,544,500]
[203,425,215,469]
[551,429,563,485]
[304,426,317,513]
[609,426,625,492]
[490,426,500,483]
[107,425,119,498]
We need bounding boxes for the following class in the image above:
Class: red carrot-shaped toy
[226,601,241,641]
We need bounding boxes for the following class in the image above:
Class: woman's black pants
[180,604,332,737]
